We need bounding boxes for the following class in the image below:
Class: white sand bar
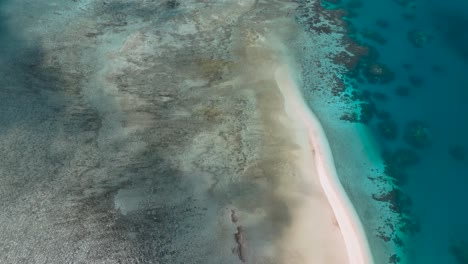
[275,65,375,264]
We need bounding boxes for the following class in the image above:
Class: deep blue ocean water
[327,0,468,262]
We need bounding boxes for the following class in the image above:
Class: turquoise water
[319,0,468,262]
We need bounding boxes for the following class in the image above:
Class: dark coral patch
[340,112,359,122]
[365,63,395,84]
[408,29,433,48]
[351,89,371,101]
[377,119,398,140]
[361,29,387,45]
[402,13,416,21]
[332,43,368,71]
[450,240,468,264]
[432,65,445,74]
[372,92,388,101]
[383,148,420,168]
[395,86,410,96]
[402,63,413,70]
[375,19,390,29]
[346,0,364,9]
[384,164,408,185]
[404,121,431,149]
[381,147,421,186]
[377,110,391,120]
[408,75,424,87]
[393,0,416,7]
[372,188,412,214]
[359,101,377,123]
[448,145,466,161]
[399,216,420,235]
[389,254,401,264]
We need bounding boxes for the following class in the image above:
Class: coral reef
[432,65,445,74]
[402,63,413,70]
[382,147,420,186]
[347,44,395,84]
[408,29,433,48]
[384,164,408,185]
[377,119,398,140]
[364,63,395,84]
[402,13,416,22]
[408,75,424,87]
[448,145,466,161]
[393,0,416,7]
[372,188,412,215]
[398,216,420,235]
[450,240,468,264]
[383,148,420,169]
[361,29,387,45]
[377,110,391,120]
[395,85,410,96]
[359,101,377,123]
[340,112,359,122]
[404,121,431,149]
[372,92,388,101]
[389,254,401,264]
[375,19,389,29]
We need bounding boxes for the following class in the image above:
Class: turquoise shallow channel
[0,0,467,263]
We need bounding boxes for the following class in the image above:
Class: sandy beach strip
[275,65,375,264]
